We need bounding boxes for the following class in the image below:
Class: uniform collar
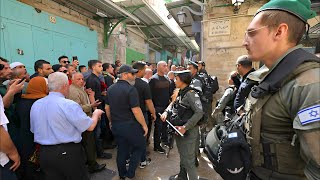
[260,45,302,82]
[269,45,303,72]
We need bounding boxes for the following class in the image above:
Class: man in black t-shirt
[105,65,148,179]
[85,60,112,159]
[133,62,156,168]
[149,61,171,153]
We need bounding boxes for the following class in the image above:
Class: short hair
[237,55,252,68]
[167,71,174,76]
[259,10,306,45]
[58,55,68,62]
[66,64,74,69]
[72,72,83,80]
[78,65,86,72]
[34,59,50,72]
[88,60,101,69]
[102,63,111,71]
[52,64,62,72]
[132,61,146,71]
[157,61,166,68]
[0,57,8,62]
[48,72,68,91]
[177,72,192,85]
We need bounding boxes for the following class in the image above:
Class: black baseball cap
[118,64,138,74]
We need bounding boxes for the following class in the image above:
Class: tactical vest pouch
[258,141,305,175]
[170,115,188,126]
[169,102,192,126]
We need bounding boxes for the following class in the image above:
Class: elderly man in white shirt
[0,94,20,180]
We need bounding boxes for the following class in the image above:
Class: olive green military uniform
[245,47,320,180]
[174,88,204,180]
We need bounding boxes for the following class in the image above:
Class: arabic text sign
[209,19,231,36]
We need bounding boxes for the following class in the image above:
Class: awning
[52,0,198,51]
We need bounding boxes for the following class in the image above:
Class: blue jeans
[112,121,146,178]
[0,161,18,180]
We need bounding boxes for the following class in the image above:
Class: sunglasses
[0,64,4,70]
[63,61,70,64]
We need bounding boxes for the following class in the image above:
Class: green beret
[256,0,316,23]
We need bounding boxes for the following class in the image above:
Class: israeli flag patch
[228,132,238,138]
[298,104,320,125]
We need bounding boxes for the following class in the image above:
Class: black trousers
[154,107,168,148]
[40,143,89,180]
[81,131,97,168]
[0,161,18,180]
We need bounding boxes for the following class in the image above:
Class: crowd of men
[0,52,218,180]
[0,0,320,180]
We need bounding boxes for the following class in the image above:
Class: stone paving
[91,141,223,180]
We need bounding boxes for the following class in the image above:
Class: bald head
[157,61,168,75]
[72,72,85,87]
[144,68,153,80]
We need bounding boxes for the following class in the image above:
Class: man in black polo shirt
[132,61,156,168]
[105,65,148,180]
[85,60,112,159]
[149,61,171,153]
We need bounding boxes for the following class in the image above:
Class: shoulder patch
[298,104,320,125]
[195,99,202,110]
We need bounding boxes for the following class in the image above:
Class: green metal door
[1,19,35,73]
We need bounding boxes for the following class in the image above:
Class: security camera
[177,10,187,24]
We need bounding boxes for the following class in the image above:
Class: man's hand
[7,79,25,94]
[142,125,148,137]
[151,113,156,121]
[175,126,186,135]
[160,112,168,122]
[86,88,95,96]
[93,109,104,120]
[90,100,101,108]
[8,151,20,171]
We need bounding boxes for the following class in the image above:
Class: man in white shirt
[0,94,20,180]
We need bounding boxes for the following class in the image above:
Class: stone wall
[203,1,264,98]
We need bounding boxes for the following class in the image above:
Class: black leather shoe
[97,152,112,159]
[88,163,106,173]
[154,147,165,154]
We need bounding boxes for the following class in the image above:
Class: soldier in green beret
[242,0,320,179]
